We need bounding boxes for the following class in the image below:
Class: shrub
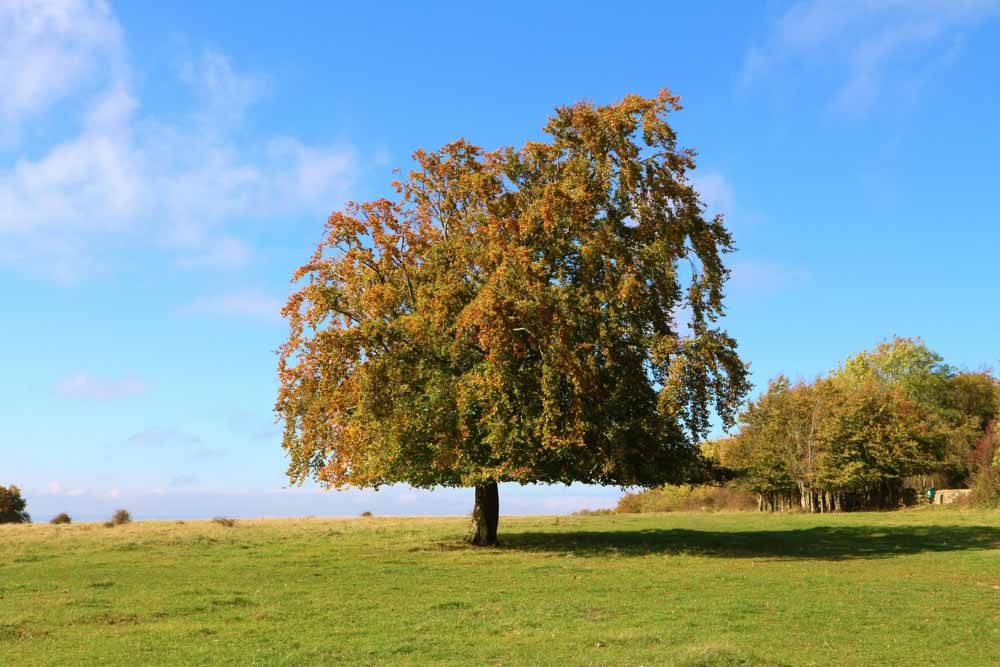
[970,466,1000,507]
[50,512,72,525]
[107,509,132,527]
[360,511,373,517]
[212,517,237,527]
[969,420,1000,507]
[0,485,30,524]
[616,484,757,514]
[572,508,616,516]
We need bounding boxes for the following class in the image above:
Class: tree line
[713,337,999,512]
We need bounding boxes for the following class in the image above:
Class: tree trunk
[469,482,499,546]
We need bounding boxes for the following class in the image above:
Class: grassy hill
[2,509,999,665]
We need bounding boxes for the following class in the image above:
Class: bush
[106,509,132,527]
[360,511,373,517]
[616,484,757,514]
[572,508,616,516]
[970,466,1000,507]
[0,484,30,524]
[212,517,237,527]
[969,421,1000,507]
[50,512,72,525]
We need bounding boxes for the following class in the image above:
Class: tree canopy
[0,484,30,524]
[276,90,749,543]
[718,337,998,511]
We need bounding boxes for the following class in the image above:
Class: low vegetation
[714,338,1000,512]
[49,513,71,525]
[1,511,998,665]
[104,509,132,528]
[617,484,756,513]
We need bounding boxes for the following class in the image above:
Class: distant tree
[835,337,997,484]
[833,336,952,408]
[721,338,997,511]
[50,512,72,525]
[0,484,30,524]
[276,90,750,544]
[107,509,131,527]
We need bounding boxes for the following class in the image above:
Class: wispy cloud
[729,259,810,294]
[169,474,199,488]
[690,168,735,217]
[744,0,1000,114]
[0,0,123,138]
[126,428,225,459]
[0,1,356,281]
[127,428,201,447]
[183,290,283,321]
[53,372,148,399]
[227,411,281,441]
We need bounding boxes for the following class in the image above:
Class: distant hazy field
[2,509,999,666]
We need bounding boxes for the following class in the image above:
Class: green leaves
[719,338,999,508]
[276,90,749,491]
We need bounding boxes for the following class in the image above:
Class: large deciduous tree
[276,90,749,544]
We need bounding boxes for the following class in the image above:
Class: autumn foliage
[717,337,999,511]
[276,90,749,542]
[0,484,30,524]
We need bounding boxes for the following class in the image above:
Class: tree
[834,337,997,485]
[276,90,750,544]
[0,484,30,524]
[833,336,952,408]
[720,338,996,512]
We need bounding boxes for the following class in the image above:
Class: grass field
[2,508,999,666]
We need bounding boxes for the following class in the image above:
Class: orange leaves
[275,90,749,491]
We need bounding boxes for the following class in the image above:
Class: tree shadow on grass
[499,524,1000,560]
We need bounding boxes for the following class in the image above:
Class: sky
[3,0,1000,522]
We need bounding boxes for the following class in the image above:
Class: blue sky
[4,0,1000,521]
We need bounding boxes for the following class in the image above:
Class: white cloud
[0,2,356,280]
[53,372,149,399]
[0,0,123,136]
[179,49,268,126]
[744,0,1000,113]
[184,290,284,321]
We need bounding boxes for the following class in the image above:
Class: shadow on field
[500,524,1000,560]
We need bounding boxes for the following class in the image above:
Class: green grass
[2,508,999,666]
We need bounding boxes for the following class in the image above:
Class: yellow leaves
[275,89,748,491]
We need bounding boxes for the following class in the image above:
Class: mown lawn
[2,508,998,666]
